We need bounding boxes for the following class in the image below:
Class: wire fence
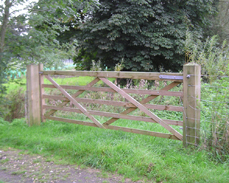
[184,75,229,161]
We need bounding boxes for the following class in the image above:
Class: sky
[0,0,38,17]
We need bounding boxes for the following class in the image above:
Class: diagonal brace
[104,82,180,125]
[100,78,182,140]
[45,78,100,117]
[45,75,105,129]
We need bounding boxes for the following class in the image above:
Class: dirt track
[0,148,139,183]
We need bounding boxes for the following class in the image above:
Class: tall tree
[0,0,15,100]
[0,0,11,55]
[74,0,217,72]
[210,0,229,42]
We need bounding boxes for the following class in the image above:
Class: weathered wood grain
[42,70,183,81]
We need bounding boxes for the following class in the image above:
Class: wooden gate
[26,63,201,146]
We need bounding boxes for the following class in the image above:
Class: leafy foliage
[186,32,229,161]
[185,33,229,82]
[74,0,216,72]
[201,77,229,162]
[207,0,229,43]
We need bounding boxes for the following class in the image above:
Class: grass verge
[0,118,228,182]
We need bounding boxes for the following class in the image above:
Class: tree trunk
[0,0,12,54]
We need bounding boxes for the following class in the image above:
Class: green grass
[11,171,26,175]
[0,158,9,164]
[0,118,228,183]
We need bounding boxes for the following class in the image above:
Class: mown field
[0,76,229,183]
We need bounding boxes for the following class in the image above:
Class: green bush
[0,87,25,122]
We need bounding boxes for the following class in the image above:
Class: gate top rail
[41,70,183,81]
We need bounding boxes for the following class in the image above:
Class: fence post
[26,64,41,126]
[183,63,201,146]
[39,63,45,122]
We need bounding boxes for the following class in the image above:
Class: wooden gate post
[26,64,41,126]
[183,63,201,146]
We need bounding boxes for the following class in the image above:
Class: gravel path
[0,148,138,183]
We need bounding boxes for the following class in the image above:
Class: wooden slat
[45,75,105,129]
[104,125,180,140]
[42,84,183,97]
[44,116,180,140]
[42,70,183,81]
[104,82,181,125]
[45,78,100,117]
[45,116,97,127]
[43,94,183,112]
[39,64,45,122]
[43,105,183,126]
[100,78,182,140]
[43,95,129,107]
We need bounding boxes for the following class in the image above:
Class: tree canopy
[209,0,229,42]
[74,0,217,72]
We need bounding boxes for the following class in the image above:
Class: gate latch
[159,75,183,80]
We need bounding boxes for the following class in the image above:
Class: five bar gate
[26,63,201,146]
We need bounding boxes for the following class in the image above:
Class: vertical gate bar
[39,63,45,122]
[183,63,201,146]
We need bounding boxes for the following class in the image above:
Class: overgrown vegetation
[185,33,229,82]
[3,87,25,122]
[201,78,229,162]
[185,33,229,161]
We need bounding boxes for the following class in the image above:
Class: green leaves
[74,0,216,72]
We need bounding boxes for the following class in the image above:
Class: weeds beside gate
[26,63,201,147]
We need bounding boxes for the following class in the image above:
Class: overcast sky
[0,0,38,16]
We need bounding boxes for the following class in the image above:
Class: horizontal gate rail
[45,116,180,140]
[42,84,183,97]
[43,105,183,126]
[41,70,183,81]
[42,94,183,112]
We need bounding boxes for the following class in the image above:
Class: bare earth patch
[0,148,140,183]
